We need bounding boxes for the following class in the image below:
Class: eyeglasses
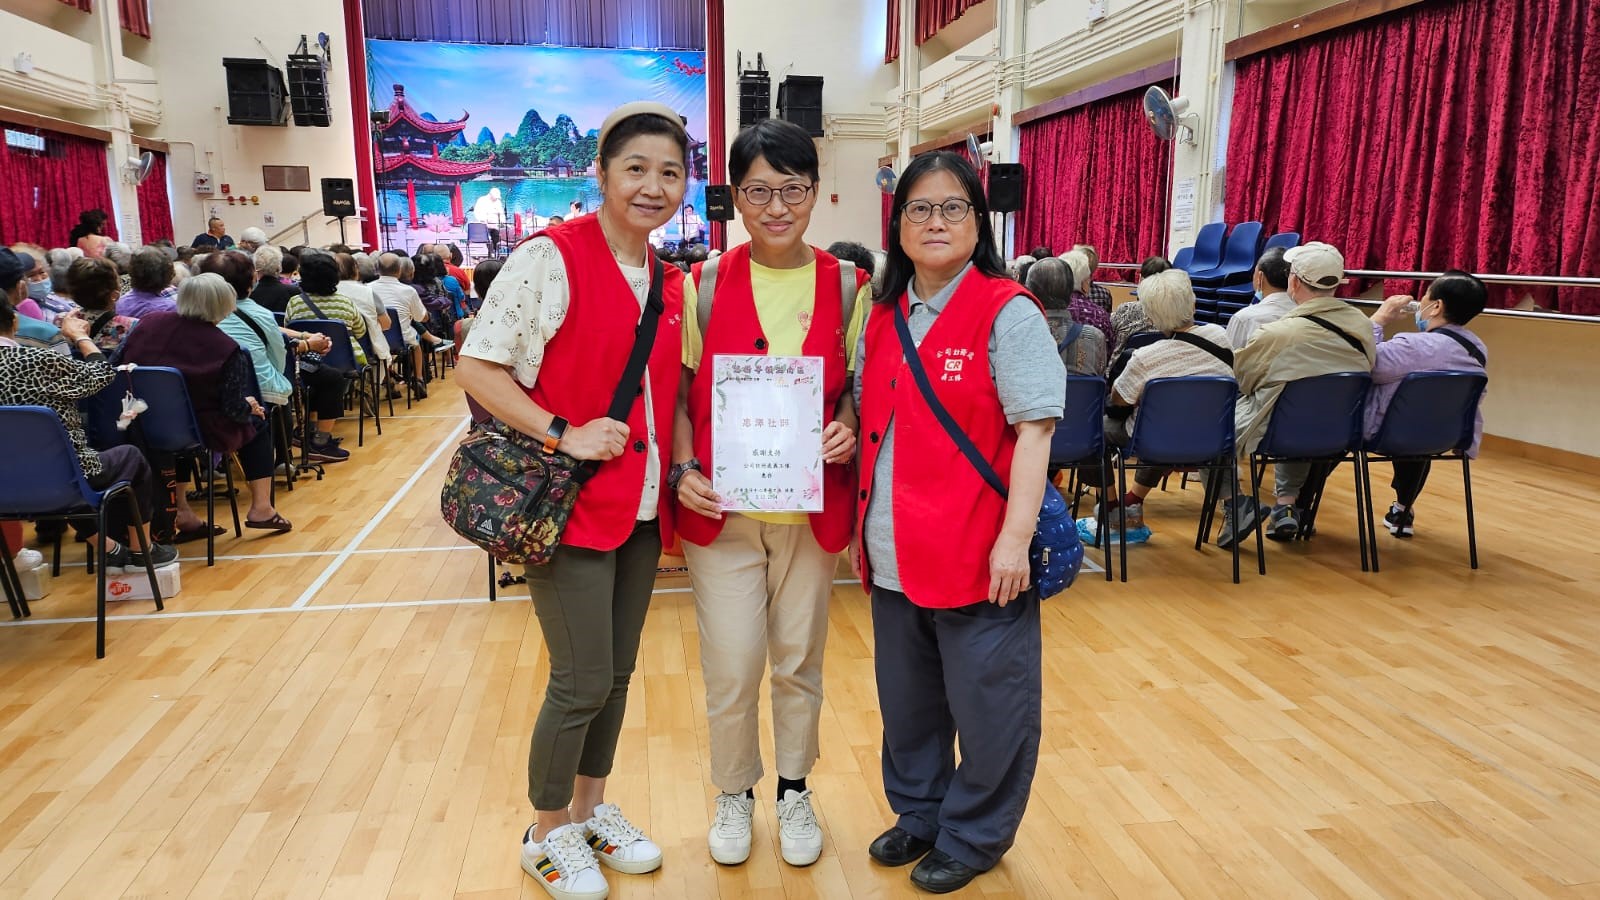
[737,184,814,206]
[900,198,974,224]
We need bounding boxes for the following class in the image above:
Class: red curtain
[1226,0,1600,313]
[136,151,173,243]
[885,0,902,64]
[0,128,116,247]
[1015,89,1173,279]
[119,0,150,38]
[58,0,91,11]
[916,0,986,45]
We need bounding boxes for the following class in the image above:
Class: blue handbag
[891,303,1083,599]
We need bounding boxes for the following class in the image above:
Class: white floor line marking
[175,545,477,564]
[288,419,468,609]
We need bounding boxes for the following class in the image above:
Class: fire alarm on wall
[221,183,231,195]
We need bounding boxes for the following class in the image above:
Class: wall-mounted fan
[122,151,156,185]
[1144,86,1198,144]
[875,165,898,195]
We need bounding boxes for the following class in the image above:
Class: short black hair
[599,113,689,170]
[730,118,818,186]
[1016,259,1036,286]
[1255,247,1290,290]
[298,250,341,295]
[444,243,463,266]
[198,249,255,299]
[128,247,175,294]
[472,259,504,299]
[1428,269,1487,325]
[279,251,299,277]
[1028,245,1051,260]
[827,241,875,277]
[1139,256,1171,279]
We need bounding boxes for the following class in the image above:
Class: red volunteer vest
[856,269,1039,608]
[528,216,683,551]
[681,244,864,553]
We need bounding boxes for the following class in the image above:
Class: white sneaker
[580,802,663,875]
[708,792,754,865]
[776,789,823,867]
[521,823,609,900]
[12,549,43,570]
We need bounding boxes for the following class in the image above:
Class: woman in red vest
[673,119,869,869]
[456,102,688,900]
[854,152,1065,893]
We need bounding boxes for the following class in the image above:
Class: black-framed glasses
[737,184,814,206]
[900,198,975,224]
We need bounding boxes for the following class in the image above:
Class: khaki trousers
[683,514,836,793]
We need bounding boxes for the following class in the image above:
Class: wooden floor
[3,374,1600,900]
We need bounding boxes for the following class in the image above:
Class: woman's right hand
[307,333,333,353]
[559,417,630,460]
[677,469,723,520]
[58,314,90,342]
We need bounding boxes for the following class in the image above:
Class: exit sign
[5,130,44,152]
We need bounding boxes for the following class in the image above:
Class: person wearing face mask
[1224,246,1294,349]
[672,118,870,870]
[854,152,1065,894]
[1365,270,1489,537]
[40,248,83,323]
[3,247,49,321]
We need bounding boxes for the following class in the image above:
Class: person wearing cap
[673,118,870,870]
[456,100,691,900]
[2,248,48,322]
[1219,240,1375,547]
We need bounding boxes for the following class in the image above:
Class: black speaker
[778,76,824,137]
[988,163,1025,214]
[287,53,331,127]
[738,70,771,131]
[223,58,288,126]
[321,178,356,219]
[704,185,735,222]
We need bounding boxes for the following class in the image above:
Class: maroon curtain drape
[1226,0,1600,313]
[885,0,902,64]
[136,151,173,244]
[916,0,986,45]
[58,0,91,11]
[0,128,116,247]
[1015,89,1172,279]
[119,0,150,38]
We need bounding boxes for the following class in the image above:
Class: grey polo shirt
[853,264,1066,594]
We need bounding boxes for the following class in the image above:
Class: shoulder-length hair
[874,151,1006,305]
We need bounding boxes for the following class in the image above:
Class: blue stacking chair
[1263,231,1301,253]
[272,312,286,327]
[130,367,242,567]
[1359,372,1488,571]
[1214,230,1303,320]
[358,332,396,419]
[1191,222,1265,287]
[0,407,165,657]
[288,318,380,447]
[1180,223,1228,276]
[1171,246,1194,271]
[1115,376,1242,583]
[1248,373,1372,574]
[382,309,422,409]
[1050,376,1113,582]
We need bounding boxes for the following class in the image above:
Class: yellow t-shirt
[683,258,871,526]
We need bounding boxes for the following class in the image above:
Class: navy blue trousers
[871,586,1042,871]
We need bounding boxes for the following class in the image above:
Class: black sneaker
[1384,502,1415,537]
[1266,504,1301,541]
[102,542,131,574]
[409,380,429,400]
[128,543,180,571]
[307,434,351,462]
[1216,496,1264,549]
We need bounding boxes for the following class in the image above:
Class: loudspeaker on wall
[321,178,356,218]
[704,185,735,222]
[987,163,1025,214]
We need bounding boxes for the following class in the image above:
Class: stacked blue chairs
[1192,222,1265,323]
[1214,231,1302,320]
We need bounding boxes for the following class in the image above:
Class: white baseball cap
[1283,241,1346,289]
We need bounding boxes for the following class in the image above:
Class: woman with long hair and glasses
[853,151,1064,894]
[457,102,690,900]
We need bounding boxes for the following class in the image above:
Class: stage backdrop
[366,39,707,254]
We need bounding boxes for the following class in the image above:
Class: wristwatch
[668,458,702,491]
[543,416,569,454]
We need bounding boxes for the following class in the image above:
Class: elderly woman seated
[1059,249,1115,355]
[1026,257,1108,376]
[1076,269,1234,544]
[69,257,137,356]
[114,273,288,540]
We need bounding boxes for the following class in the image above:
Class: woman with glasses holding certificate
[672,118,870,870]
[853,152,1064,894]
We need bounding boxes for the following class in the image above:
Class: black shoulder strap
[232,308,273,347]
[604,255,666,421]
[891,302,1008,500]
[298,290,330,321]
[1166,330,1234,366]
[89,310,116,340]
[1302,314,1370,359]
[1433,326,1487,367]
[1056,322,1084,354]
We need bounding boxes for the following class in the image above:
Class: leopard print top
[0,345,116,476]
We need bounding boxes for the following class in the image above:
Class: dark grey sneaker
[1266,504,1301,541]
[1384,502,1415,537]
[128,543,180,571]
[1216,496,1264,549]
[101,542,131,575]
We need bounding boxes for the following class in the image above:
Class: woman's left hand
[821,420,856,464]
[987,530,1031,606]
[246,396,266,418]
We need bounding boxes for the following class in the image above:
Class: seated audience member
[115,273,287,538]
[1219,241,1375,547]
[250,246,297,313]
[117,247,178,318]
[1027,257,1108,376]
[237,227,268,254]
[374,253,434,398]
[1224,247,1293,349]
[41,249,84,323]
[69,257,136,355]
[1109,256,1167,352]
[1060,249,1115,352]
[2,248,65,353]
[410,252,455,332]
[356,253,379,284]
[4,247,49,321]
[1011,254,1036,283]
[284,250,367,461]
[0,260,177,572]
[336,252,393,376]
[440,244,469,290]
[1079,270,1233,543]
[1364,271,1489,537]
[459,259,504,424]
[192,217,235,250]
[825,241,877,280]
[1027,245,1052,260]
[1072,244,1114,312]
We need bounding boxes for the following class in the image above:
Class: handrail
[266,209,368,248]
